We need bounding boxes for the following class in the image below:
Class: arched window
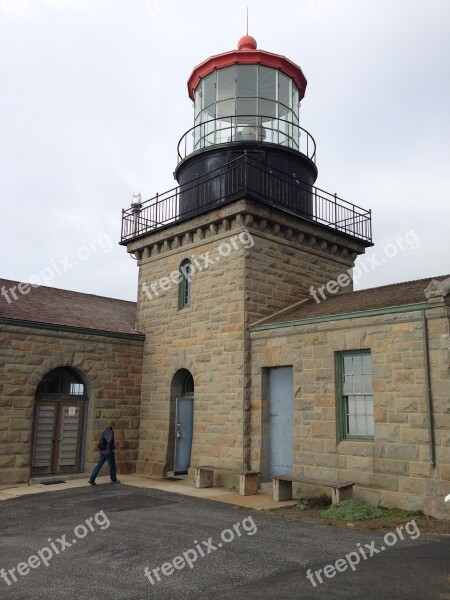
[179,259,192,309]
[36,367,86,397]
[181,372,194,396]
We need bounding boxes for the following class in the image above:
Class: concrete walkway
[0,473,296,510]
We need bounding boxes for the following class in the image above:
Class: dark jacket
[100,427,115,455]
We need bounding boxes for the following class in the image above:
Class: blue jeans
[89,453,117,482]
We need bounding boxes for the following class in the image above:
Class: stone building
[0,281,143,485]
[249,276,450,518]
[0,35,448,518]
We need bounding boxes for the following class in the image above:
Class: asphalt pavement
[0,484,448,599]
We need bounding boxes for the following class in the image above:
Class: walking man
[88,420,120,485]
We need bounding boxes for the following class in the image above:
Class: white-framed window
[338,351,373,440]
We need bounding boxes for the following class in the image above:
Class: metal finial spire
[246,6,248,35]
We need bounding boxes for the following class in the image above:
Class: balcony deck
[121,153,372,245]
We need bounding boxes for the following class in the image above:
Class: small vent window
[179,259,192,309]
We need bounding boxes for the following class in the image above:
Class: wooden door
[31,400,85,475]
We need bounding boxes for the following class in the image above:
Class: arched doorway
[31,367,88,476]
[167,369,194,475]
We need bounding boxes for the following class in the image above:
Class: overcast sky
[1,0,449,302]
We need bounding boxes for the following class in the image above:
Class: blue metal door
[174,397,194,474]
[269,367,294,477]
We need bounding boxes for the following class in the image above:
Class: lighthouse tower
[121,36,372,479]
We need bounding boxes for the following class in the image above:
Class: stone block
[410,461,434,478]
[347,456,374,471]
[398,477,427,495]
[400,429,430,444]
[396,399,418,413]
[374,424,400,443]
[373,458,409,476]
[386,444,420,461]
[311,421,335,439]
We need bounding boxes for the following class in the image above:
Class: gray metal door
[269,367,294,477]
[174,397,193,474]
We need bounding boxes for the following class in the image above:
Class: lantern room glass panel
[192,65,300,151]
[217,66,235,101]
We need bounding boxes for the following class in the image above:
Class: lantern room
[175,35,317,193]
[190,35,304,151]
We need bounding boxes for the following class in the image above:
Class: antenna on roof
[246,6,249,35]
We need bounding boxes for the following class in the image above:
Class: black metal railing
[177,115,316,163]
[121,153,372,244]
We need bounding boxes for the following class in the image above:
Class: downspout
[421,309,436,467]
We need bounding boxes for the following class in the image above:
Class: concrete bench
[272,475,354,504]
[194,466,260,496]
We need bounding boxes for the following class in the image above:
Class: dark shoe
[109,479,120,484]
[88,479,96,485]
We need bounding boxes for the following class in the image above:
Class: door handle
[176,423,182,438]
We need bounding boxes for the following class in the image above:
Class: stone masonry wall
[243,200,365,323]
[249,304,450,519]
[0,324,143,485]
[135,219,247,476]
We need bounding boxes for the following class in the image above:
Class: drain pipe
[421,310,436,467]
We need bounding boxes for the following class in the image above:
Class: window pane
[352,356,363,375]
[347,396,356,416]
[278,103,291,119]
[194,89,201,119]
[180,262,192,308]
[259,98,277,118]
[348,415,357,435]
[236,98,257,117]
[216,99,235,119]
[292,85,299,117]
[215,121,233,143]
[217,66,235,101]
[70,383,84,395]
[343,355,353,374]
[202,73,216,109]
[356,414,366,433]
[352,375,363,393]
[362,354,372,374]
[278,72,291,108]
[237,65,257,97]
[355,398,366,414]
[259,66,276,100]
[343,374,353,395]
[363,374,372,393]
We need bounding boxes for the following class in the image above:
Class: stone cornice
[126,198,368,266]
